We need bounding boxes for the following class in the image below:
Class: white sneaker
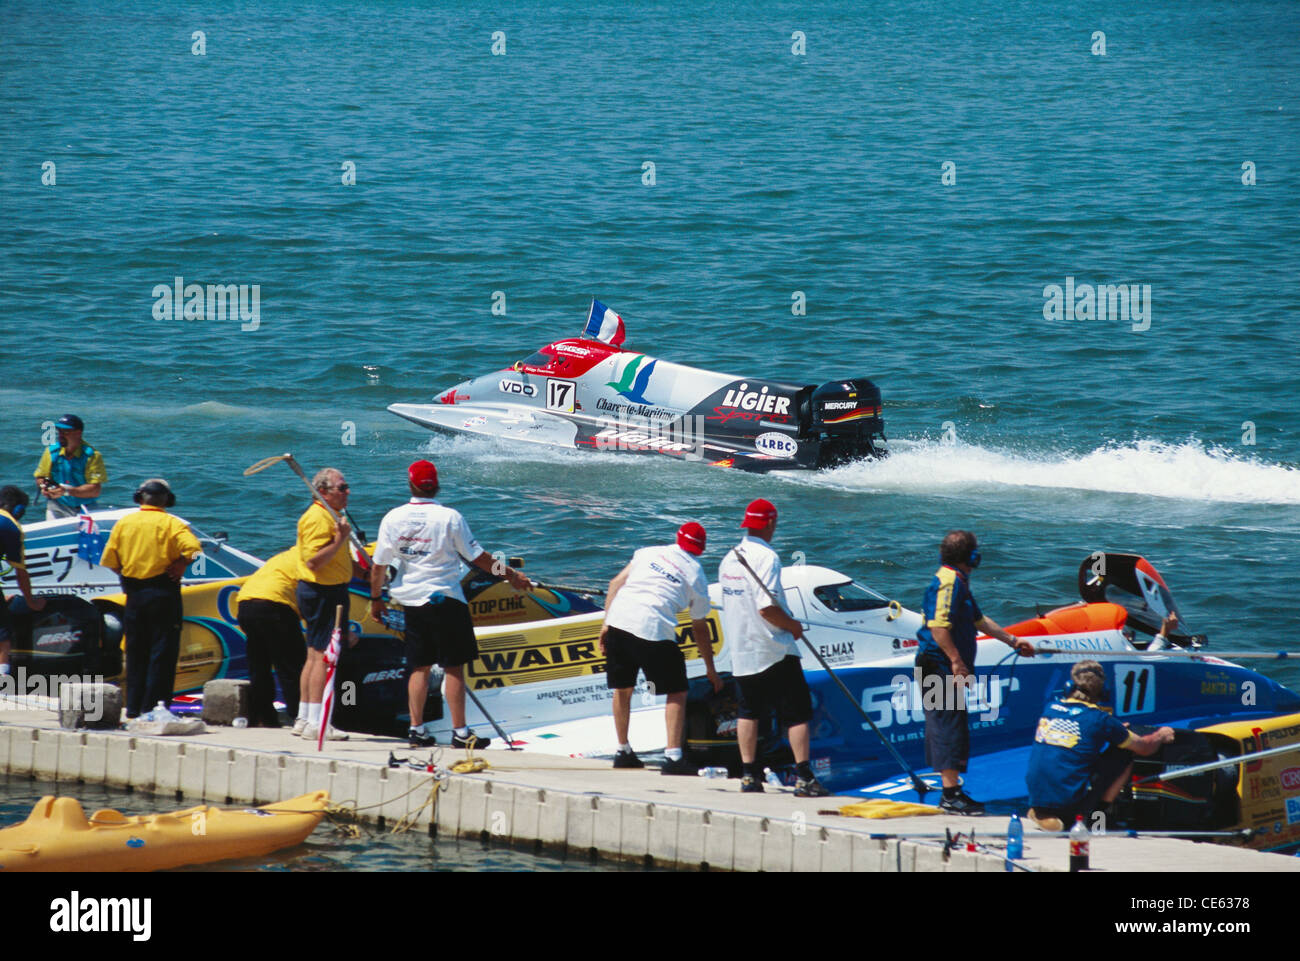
[301,724,349,741]
[291,718,307,736]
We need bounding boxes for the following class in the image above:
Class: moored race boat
[1,508,264,686]
[511,552,1300,845]
[5,508,262,599]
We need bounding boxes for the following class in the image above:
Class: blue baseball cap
[56,414,85,431]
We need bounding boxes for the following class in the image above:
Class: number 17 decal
[546,380,575,413]
[1115,665,1155,716]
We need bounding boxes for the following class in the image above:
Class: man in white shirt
[718,498,830,797]
[600,522,722,774]
[369,460,532,749]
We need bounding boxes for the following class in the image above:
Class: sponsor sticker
[546,379,575,413]
[719,385,792,415]
[1285,797,1300,825]
[1281,767,1300,792]
[553,343,592,357]
[498,379,537,397]
[462,416,488,428]
[35,630,83,649]
[754,432,798,458]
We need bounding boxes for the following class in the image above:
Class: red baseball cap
[408,459,439,492]
[677,521,707,555]
[740,498,777,529]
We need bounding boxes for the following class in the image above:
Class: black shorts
[0,596,14,644]
[296,581,351,652]
[402,597,478,669]
[735,655,813,727]
[917,655,970,773]
[604,626,688,694]
[1033,748,1136,824]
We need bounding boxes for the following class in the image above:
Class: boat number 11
[547,380,575,413]
[1114,665,1155,716]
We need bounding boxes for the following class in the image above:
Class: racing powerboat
[425,562,922,745]
[1,509,264,686]
[3,541,605,734]
[388,300,887,471]
[5,508,262,599]
[505,553,1300,850]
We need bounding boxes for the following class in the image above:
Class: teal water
[0,775,653,871]
[1,2,1298,688]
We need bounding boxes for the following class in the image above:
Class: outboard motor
[333,632,443,736]
[810,378,886,467]
[6,594,107,682]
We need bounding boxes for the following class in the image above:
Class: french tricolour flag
[582,299,627,346]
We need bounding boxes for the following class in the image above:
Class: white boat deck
[3,700,1296,872]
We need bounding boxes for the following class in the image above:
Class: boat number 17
[547,380,575,413]
[1114,665,1155,716]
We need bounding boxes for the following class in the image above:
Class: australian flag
[76,512,106,565]
[582,299,627,346]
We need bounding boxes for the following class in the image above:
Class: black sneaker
[939,790,985,815]
[794,777,831,798]
[740,775,765,793]
[613,750,645,769]
[660,756,695,776]
[408,728,437,748]
[450,730,491,750]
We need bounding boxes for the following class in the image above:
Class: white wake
[809,438,1300,505]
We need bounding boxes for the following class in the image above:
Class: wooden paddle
[243,453,370,570]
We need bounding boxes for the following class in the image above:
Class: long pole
[1029,647,1294,660]
[729,547,931,800]
[1133,742,1300,784]
[243,453,371,570]
[463,684,518,752]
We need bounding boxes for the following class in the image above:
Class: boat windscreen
[813,581,892,612]
[518,350,552,368]
[1104,582,1193,635]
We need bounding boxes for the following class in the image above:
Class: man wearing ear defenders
[0,486,48,683]
[916,530,1037,814]
[99,478,201,718]
[1026,660,1175,831]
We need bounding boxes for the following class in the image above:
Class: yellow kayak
[0,790,330,872]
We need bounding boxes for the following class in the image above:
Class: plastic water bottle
[698,766,729,778]
[1069,815,1090,872]
[1005,813,1023,871]
[764,767,782,787]
[232,717,248,729]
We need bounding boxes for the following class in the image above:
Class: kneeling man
[1026,660,1175,830]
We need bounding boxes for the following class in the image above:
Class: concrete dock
[2,702,1296,872]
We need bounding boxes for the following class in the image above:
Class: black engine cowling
[6,594,110,681]
[809,378,885,467]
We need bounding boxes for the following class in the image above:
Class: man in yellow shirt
[33,414,108,520]
[295,467,364,741]
[99,479,201,718]
[235,549,306,729]
[1,487,47,684]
